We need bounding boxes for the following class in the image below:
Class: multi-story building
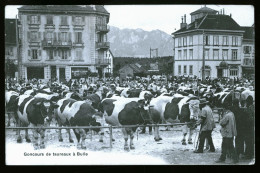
[172,7,245,79]
[241,25,255,78]
[104,49,114,76]
[5,19,19,78]
[18,5,110,82]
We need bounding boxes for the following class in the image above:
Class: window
[189,36,193,45]
[30,31,39,41]
[31,16,38,24]
[232,50,238,60]
[184,65,187,74]
[47,50,54,60]
[223,50,228,60]
[189,65,193,75]
[205,35,209,45]
[213,35,219,45]
[75,32,82,43]
[205,49,209,59]
[61,32,68,42]
[97,33,104,42]
[75,49,83,60]
[178,65,181,75]
[5,47,13,55]
[60,49,70,60]
[178,50,182,60]
[213,49,219,59]
[74,16,83,25]
[46,32,53,40]
[32,49,38,59]
[232,36,238,46]
[230,69,238,76]
[61,16,68,25]
[178,38,182,47]
[189,49,193,59]
[184,50,187,59]
[223,36,228,46]
[183,37,187,46]
[244,46,252,54]
[46,15,53,24]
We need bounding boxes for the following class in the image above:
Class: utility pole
[16,15,20,81]
[202,30,205,81]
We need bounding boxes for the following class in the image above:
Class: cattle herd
[5,79,255,151]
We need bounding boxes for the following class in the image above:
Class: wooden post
[109,126,113,149]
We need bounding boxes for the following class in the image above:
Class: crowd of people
[5,74,255,164]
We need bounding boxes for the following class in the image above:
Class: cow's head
[136,99,150,124]
[144,92,154,105]
[186,98,200,120]
[35,100,59,124]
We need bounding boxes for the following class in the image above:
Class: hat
[199,98,209,104]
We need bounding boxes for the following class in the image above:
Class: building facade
[104,49,114,76]
[5,19,19,78]
[172,7,245,79]
[241,26,255,78]
[18,5,111,82]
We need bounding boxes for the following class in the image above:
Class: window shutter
[81,16,84,24]
[68,32,71,42]
[54,32,57,41]
[75,32,78,43]
[72,16,75,25]
[58,50,60,57]
[58,32,61,42]
[28,50,31,56]
[38,50,41,56]
[69,50,71,57]
[27,15,31,24]
[79,50,82,59]
[249,46,252,52]
[54,50,57,56]
[37,15,40,23]
[38,32,41,41]
[79,32,82,43]
[27,31,30,41]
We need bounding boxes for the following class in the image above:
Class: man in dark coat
[243,98,255,160]
[230,99,246,158]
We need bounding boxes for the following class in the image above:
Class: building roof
[173,14,242,35]
[18,5,109,15]
[190,6,218,15]
[128,64,144,73]
[241,26,254,40]
[5,19,17,45]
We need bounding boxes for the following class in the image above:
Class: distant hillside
[108,26,174,57]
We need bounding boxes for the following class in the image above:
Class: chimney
[220,9,222,15]
[180,15,188,29]
[223,8,225,15]
[230,13,232,17]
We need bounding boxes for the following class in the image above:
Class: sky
[5,5,254,35]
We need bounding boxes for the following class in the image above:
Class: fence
[5,123,191,149]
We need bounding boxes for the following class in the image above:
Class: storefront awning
[23,63,47,67]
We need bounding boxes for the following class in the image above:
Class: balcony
[72,22,85,30]
[95,58,110,66]
[242,58,254,67]
[96,24,110,33]
[42,40,72,48]
[96,42,110,50]
[28,40,41,47]
[28,23,40,30]
[73,42,84,47]
[45,24,55,30]
[59,25,70,30]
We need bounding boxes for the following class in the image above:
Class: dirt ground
[5,113,254,165]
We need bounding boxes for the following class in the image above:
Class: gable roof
[241,26,254,40]
[5,19,17,45]
[18,5,109,15]
[190,6,218,15]
[173,14,242,35]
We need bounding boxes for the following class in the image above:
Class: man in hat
[215,102,238,164]
[194,98,216,153]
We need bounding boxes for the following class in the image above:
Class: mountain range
[107,26,174,57]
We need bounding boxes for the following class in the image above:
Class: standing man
[194,98,216,153]
[215,103,239,164]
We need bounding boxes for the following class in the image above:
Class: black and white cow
[149,95,200,144]
[99,97,150,150]
[5,91,19,127]
[16,94,59,149]
[54,98,102,149]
